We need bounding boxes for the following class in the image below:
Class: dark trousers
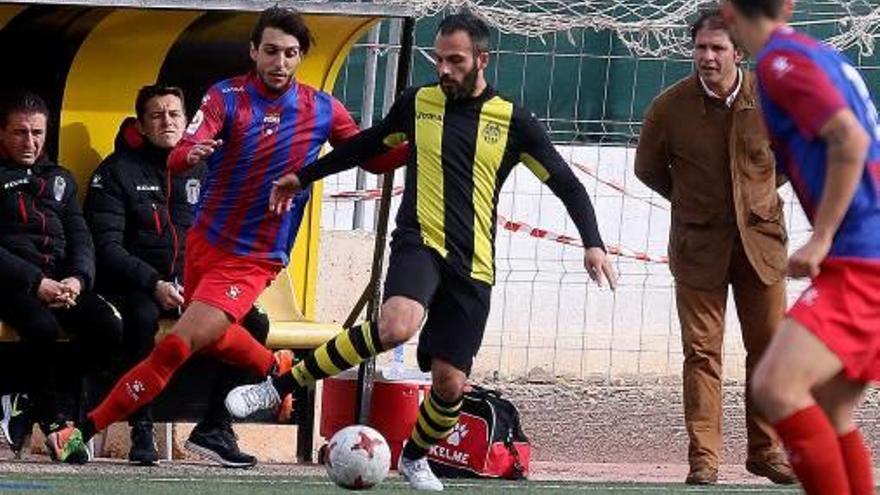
[0,290,122,432]
[107,289,270,428]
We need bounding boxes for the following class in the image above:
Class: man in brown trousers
[635,10,796,485]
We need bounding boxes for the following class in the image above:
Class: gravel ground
[484,376,880,465]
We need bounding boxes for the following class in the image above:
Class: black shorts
[383,242,492,376]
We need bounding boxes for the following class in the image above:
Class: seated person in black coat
[0,91,122,459]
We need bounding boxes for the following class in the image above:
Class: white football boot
[398,452,444,491]
[225,376,281,419]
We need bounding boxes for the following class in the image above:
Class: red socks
[839,429,875,495]
[199,323,274,376]
[774,405,850,495]
[87,323,275,435]
[88,333,191,431]
[87,325,271,433]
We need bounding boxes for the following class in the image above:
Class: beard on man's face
[440,65,479,100]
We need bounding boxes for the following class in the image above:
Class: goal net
[320,0,879,382]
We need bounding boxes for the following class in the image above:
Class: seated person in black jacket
[84,85,271,468]
[0,91,122,459]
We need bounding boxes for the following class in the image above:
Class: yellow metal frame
[0,5,22,27]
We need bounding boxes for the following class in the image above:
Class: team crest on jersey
[226,285,242,300]
[770,56,792,79]
[185,178,201,205]
[263,112,281,135]
[53,176,66,201]
[482,122,502,144]
[186,110,205,135]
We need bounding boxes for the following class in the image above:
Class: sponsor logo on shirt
[3,178,29,189]
[416,111,443,123]
[136,184,161,192]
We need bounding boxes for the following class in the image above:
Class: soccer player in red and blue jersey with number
[47,7,403,463]
[722,0,880,493]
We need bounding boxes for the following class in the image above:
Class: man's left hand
[269,173,302,216]
[584,247,618,291]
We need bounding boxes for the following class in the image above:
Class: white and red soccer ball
[325,425,391,490]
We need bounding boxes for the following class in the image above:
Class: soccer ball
[325,425,391,490]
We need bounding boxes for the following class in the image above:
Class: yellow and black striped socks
[402,389,463,460]
[272,320,385,395]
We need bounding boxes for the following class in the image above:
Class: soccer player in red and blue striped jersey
[169,67,385,263]
[723,0,880,493]
[47,7,404,463]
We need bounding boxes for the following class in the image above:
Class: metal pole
[353,23,382,230]
[355,16,415,425]
[373,17,403,230]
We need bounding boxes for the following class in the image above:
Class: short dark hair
[0,91,49,129]
[437,12,491,53]
[135,84,185,121]
[251,6,313,55]
[727,0,786,20]
[690,8,735,46]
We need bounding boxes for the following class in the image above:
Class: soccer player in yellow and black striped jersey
[226,12,617,490]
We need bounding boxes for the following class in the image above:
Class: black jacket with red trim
[0,156,94,294]
[84,117,205,294]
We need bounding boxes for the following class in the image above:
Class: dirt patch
[487,376,880,465]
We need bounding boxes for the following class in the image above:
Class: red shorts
[788,258,880,383]
[183,229,282,322]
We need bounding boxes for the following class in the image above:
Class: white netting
[361,0,880,57]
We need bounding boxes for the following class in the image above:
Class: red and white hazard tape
[326,186,404,201]
[496,213,669,264]
[568,160,670,211]
[325,181,668,263]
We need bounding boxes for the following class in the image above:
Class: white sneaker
[398,453,444,491]
[224,376,281,419]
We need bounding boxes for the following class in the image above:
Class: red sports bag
[426,386,530,479]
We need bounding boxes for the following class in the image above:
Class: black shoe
[128,422,159,466]
[185,423,257,468]
[0,393,33,455]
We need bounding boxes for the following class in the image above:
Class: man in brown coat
[635,10,796,485]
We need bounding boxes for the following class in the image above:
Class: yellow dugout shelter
[0,0,413,347]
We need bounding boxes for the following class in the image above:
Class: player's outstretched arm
[269,124,392,215]
[518,110,618,290]
[789,109,869,278]
[270,91,414,215]
[167,87,225,174]
[327,98,409,176]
